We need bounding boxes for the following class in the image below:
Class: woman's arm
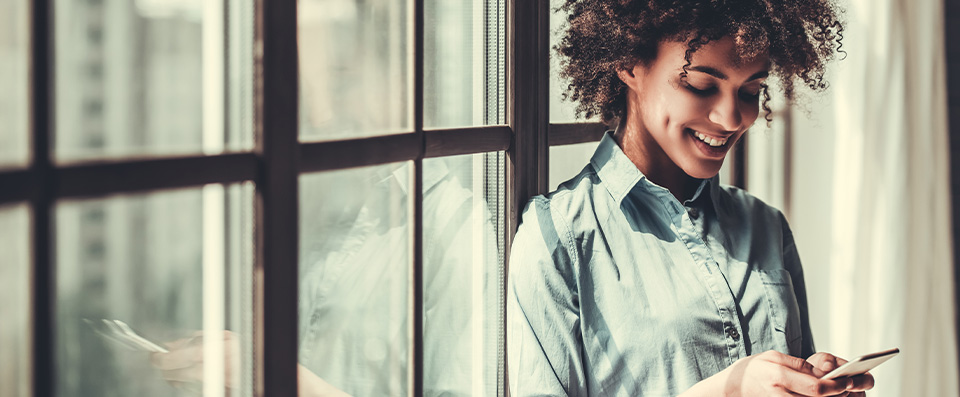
[508,199,587,396]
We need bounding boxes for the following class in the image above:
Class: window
[4,1,744,396]
[0,0,29,168]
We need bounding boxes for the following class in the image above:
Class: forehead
[655,36,769,75]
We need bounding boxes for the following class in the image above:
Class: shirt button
[688,207,699,220]
[727,327,740,341]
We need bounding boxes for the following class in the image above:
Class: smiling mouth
[688,129,730,147]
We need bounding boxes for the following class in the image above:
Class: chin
[682,162,724,180]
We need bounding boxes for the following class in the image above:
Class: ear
[617,63,643,88]
[617,67,635,85]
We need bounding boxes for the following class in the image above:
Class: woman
[507,0,874,395]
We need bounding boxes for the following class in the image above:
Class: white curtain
[817,0,958,395]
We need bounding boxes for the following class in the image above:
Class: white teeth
[693,131,728,147]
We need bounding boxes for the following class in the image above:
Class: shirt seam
[536,196,582,273]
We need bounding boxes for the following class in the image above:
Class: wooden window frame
[13,1,746,396]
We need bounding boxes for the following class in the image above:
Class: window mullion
[253,0,299,396]
[504,0,550,395]
[410,0,425,393]
[547,122,608,146]
[30,0,54,395]
[506,0,550,233]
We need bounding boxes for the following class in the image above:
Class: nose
[708,94,743,131]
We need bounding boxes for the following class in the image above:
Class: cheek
[652,90,705,127]
[742,100,762,125]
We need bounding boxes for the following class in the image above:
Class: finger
[759,351,848,396]
[164,334,203,350]
[809,365,827,379]
[847,373,875,391]
[795,376,852,396]
[776,366,849,396]
[767,351,818,375]
[806,352,840,375]
[161,366,203,384]
[819,356,840,373]
[771,390,806,397]
[151,344,203,370]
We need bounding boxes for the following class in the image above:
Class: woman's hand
[149,330,241,393]
[806,352,875,397]
[150,330,352,397]
[681,350,859,397]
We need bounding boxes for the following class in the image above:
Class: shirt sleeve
[780,212,816,359]
[507,198,587,397]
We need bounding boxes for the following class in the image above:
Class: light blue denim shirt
[507,132,814,396]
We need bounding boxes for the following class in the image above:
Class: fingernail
[846,379,855,389]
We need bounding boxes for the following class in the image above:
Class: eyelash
[683,83,761,102]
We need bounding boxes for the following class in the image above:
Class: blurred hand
[150,330,352,397]
[682,350,859,397]
[806,352,875,397]
[150,330,240,394]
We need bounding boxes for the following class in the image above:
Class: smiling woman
[507,0,861,396]
[615,38,768,191]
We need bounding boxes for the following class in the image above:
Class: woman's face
[619,36,769,179]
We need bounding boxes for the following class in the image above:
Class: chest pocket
[758,269,803,355]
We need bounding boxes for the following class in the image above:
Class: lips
[685,128,736,158]
[688,129,731,147]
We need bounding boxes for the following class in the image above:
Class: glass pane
[55,184,254,396]
[299,0,409,141]
[0,204,31,396]
[424,0,505,129]
[422,154,504,395]
[549,0,595,123]
[549,142,597,191]
[299,163,411,396]
[0,0,29,168]
[54,1,250,162]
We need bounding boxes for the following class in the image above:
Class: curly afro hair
[555,0,844,124]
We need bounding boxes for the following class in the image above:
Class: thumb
[819,357,839,373]
[772,351,818,376]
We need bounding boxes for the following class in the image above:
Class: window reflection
[55,185,253,396]
[424,0,504,129]
[54,0,249,162]
[423,154,504,395]
[299,155,503,396]
[0,0,29,168]
[299,164,412,395]
[299,0,409,141]
[0,204,30,396]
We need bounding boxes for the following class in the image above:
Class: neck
[614,117,701,203]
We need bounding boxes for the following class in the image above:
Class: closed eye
[683,82,717,97]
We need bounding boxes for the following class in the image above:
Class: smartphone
[84,318,169,353]
[821,348,899,380]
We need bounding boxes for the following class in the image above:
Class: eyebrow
[688,66,769,81]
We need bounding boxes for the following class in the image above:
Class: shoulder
[511,165,603,277]
[517,165,604,242]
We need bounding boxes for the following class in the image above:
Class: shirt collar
[589,129,721,211]
[389,159,449,195]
